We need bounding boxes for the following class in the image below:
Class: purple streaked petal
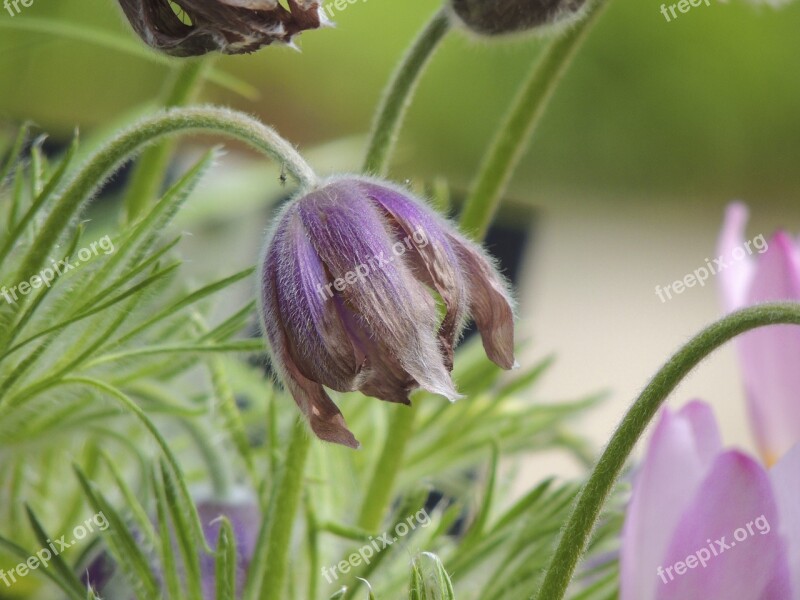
[656,451,791,600]
[717,202,755,312]
[621,401,722,600]
[259,220,359,448]
[273,204,363,392]
[298,180,460,401]
[356,178,469,369]
[738,231,800,464]
[770,443,800,597]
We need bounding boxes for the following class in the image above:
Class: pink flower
[620,401,800,600]
[717,202,800,465]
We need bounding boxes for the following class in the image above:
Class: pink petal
[738,231,800,464]
[770,443,800,596]
[621,401,722,600]
[717,202,755,312]
[655,451,791,600]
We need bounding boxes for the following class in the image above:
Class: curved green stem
[0,106,316,350]
[124,59,211,223]
[459,0,610,239]
[534,302,800,600]
[362,7,451,176]
[260,419,312,600]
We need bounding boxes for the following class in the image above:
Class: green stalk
[533,302,800,600]
[357,402,418,531]
[355,6,452,532]
[124,59,211,223]
[259,419,312,600]
[0,106,316,350]
[362,7,451,176]
[459,0,610,239]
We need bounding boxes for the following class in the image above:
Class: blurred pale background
[2,0,799,488]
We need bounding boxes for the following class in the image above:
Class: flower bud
[448,0,587,37]
[117,0,327,56]
[259,176,517,448]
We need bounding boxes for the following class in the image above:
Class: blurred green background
[1,0,799,206]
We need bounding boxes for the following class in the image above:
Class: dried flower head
[448,0,587,37]
[259,176,516,448]
[117,0,327,56]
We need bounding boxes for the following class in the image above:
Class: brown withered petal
[447,230,517,370]
[117,0,325,56]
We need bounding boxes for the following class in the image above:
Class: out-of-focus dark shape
[117,0,327,57]
[448,0,587,36]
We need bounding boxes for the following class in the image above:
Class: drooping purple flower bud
[448,0,588,37]
[258,176,516,448]
[116,0,327,56]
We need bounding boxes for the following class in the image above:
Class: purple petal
[737,231,800,464]
[655,451,791,600]
[298,180,460,402]
[259,215,359,448]
[717,202,755,312]
[621,401,722,600]
[355,178,469,370]
[198,497,260,599]
[770,443,800,596]
[272,204,363,392]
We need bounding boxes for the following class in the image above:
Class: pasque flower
[621,401,800,600]
[258,176,516,448]
[117,0,327,56]
[84,496,260,598]
[717,202,800,465]
[448,0,588,37]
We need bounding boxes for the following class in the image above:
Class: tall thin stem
[533,302,800,600]
[355,5,452,532]
[459,0,609,239]
[124,59,211,223]
[260,419,312,600]
[357,402,418,531]
[362,8,451,176]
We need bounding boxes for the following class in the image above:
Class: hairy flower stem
[259,419,312,600]
[534,302,800,600]
[357,402,417,531]
[123,59,211,223]
[362,7,451,176]
[459,0,610,239]
[355,6,451,531]
[0,106,316,350]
